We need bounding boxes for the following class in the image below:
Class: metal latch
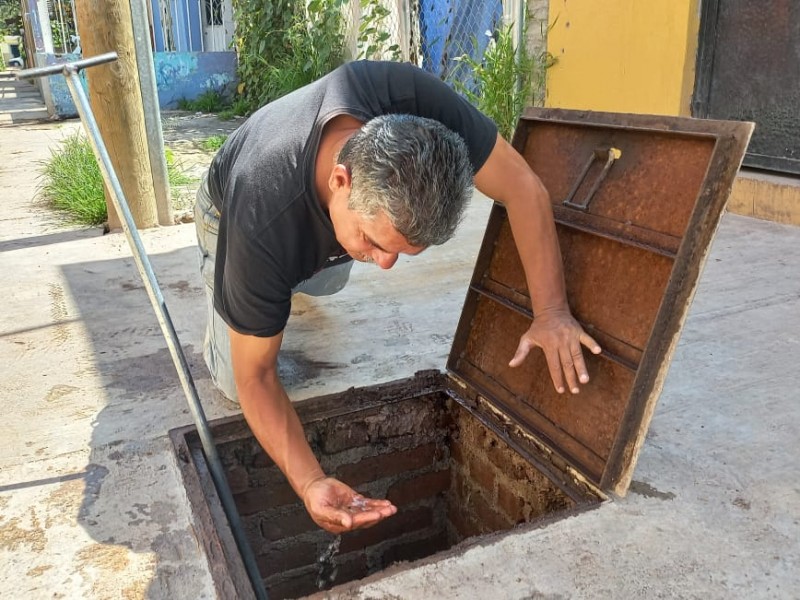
[562,146,622,211]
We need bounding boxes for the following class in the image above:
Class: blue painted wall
[43,51,238,117]
[155,51,237,108]
[43,53,87,117]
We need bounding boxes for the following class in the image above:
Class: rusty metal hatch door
[448,108,752,497]
[693,0,800,174]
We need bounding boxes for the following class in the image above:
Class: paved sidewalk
[0,110,798,598]
[0,70,49,125]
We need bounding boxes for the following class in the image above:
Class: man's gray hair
[338,114,473,247]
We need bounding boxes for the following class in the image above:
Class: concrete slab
[0,110,798,599]
[0,72,50,124]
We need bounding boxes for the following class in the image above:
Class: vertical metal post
[17,56,269,600]
[35,0,53,53]
[129,0,174,226]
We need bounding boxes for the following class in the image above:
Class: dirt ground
[160,111,244,219]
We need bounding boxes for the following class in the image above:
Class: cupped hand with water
[302,476,397,534]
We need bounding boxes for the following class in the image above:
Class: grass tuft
[39,132,192,225]
[177,89,228,113]
[200,135,228,152]
[38,132,107,225]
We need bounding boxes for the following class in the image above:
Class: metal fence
[342,0,526,83]
[37,0,531,58]
[31,0,536,77]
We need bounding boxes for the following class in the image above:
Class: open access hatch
[171,109,752,599]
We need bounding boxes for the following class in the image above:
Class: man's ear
[329,163,351,192]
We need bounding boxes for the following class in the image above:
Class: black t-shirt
[207,60,498,337]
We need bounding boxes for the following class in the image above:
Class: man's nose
[374,251,399,270]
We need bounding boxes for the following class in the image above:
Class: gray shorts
[194,174,353,401]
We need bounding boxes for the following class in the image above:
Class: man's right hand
[302,476,397,534]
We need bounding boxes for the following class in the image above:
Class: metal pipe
[16,51,118,78]
[16,56,268,600]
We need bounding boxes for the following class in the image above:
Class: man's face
[329,201,425,269]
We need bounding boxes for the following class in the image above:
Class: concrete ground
[1,77,799,599]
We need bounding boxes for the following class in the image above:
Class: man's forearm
[474,136,569,314]
[503,173,569,316]
[237,372,325,499]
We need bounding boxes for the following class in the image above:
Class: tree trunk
[75,0,158,230]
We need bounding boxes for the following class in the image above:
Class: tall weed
[39,132,107,225]
[454,24,556,141]
[39,132,191,226]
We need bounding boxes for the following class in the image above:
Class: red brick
[336,444,436,487]
[234,482,298,516]
[497,481,526,523]
[452,467,466,500]
[471,490,514,534]
[381,531,450,568]
[467,454,496,496]
[260,506,318,541]
[447,504,481,540]
[252,448,275,468]
[369,402,439,440]
[225,465,249,494]
[386,469,451,506]
[265,565,318,600]
[486,440,530,480]
[241,515,264,552]
[332,551,370,586]
[256,539,317,577]
[247,465,286,488]
[450,438,466,468]
[321,421,371,453]
[340,506,433,553]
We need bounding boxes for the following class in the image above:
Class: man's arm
[474,134,601,394]
[228,326,397,532]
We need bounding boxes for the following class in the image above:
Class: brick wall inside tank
[446,398,576,540]
[214,388,578,599]
[217,391,453,600]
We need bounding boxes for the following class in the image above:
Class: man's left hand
[508,309,601,394]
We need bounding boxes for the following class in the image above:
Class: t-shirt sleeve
[215,220,292,337]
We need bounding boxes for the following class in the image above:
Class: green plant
[165,148,194,186]
[201,135,228,152]
[256,0,347,106]
[177,88,229,113]
[452,23,555,141]
[39,132,107,225]
[0,0,22,37]
[232,0,398,111]
[40,133,192,225]
[357,0,401,61]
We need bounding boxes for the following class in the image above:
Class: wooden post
[74,0,158,230]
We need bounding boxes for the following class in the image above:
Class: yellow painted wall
[545,0,701,116]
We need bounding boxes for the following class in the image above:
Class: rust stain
[44,478,83,528]
[44,384,79,403]
[76,543,155,599]
[0,508,46,553]
[122,578,149,600]
[26,564,54,577]
[76,543,131,572]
